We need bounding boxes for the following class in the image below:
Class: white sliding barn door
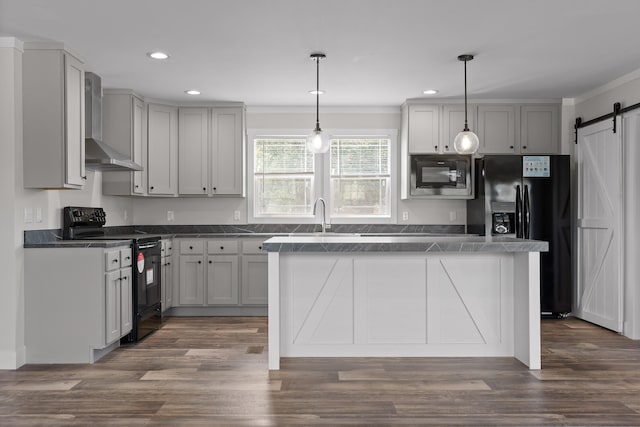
[576,118,623,332]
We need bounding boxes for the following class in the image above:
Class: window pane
[254,137,315,217]
[255,176,314,215]
[255,139,313,173]
[330,177,390,216]
[330,138,391,217]
[330,139,389,176]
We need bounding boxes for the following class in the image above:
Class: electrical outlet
[449,211,457,222]
[402,211,409,221]
[35,208,42,223]
[167,211,174,221]
[234,210,241,221]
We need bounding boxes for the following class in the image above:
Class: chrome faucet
[313,197,331,233]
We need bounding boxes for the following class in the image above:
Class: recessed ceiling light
[147,51,169,60]
[309,90,325,95]
[423,89,439,95]
[185,90,201,95]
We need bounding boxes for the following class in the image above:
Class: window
[253,137,315,217]
[329,138,390,217]
[249,129,397,224]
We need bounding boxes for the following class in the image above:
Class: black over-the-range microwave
[409,154,474,198]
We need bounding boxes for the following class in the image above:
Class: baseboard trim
[165,306,267,317]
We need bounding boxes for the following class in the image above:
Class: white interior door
[575,118,623,332]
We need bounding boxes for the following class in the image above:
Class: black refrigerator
[467,155,571,316]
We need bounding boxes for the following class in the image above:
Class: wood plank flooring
[2,316,640,425]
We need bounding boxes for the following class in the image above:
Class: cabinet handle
[150,186,155,190]
[445,145,449,150]
[220,246,224,250]
[135,185,139,188]
[167,262,171,265]
[81,176,87,180]
[203,187,206,192]
[434,145,438,151]
[213,187,217,191]
[189,246,193,250]
[522,145,527,149]
[510,145,514,149]
[258,246,262,250]
[198,260,202,264]
[112,259,118,263]
[125,256,131,260]
[209,260,212,264]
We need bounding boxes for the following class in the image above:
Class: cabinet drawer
[120,248,133,267]
[105,249,121,271]
[207,239,238,254]
[242,239,266,254]
[180,240,204,254]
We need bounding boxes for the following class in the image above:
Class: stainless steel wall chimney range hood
[84,72,142,171]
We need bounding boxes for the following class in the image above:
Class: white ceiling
[2,0,640,106]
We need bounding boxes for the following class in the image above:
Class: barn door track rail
[575,101,640,143]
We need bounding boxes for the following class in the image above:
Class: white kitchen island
[263,234,548,370]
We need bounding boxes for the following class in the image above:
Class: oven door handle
[138,242,160,249]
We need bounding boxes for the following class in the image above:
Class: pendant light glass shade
[454,54,480,155]
[453,129,480,154]
[307,53,328,153]
[307,127,330,153]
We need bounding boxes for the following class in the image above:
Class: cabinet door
[207,255,239,305]
[120,267,133,336]
[161,258,167,311]
[148,104,178,195]
[408,104,439,154]
[64,53,85,187]
[165,258,173,308]
[443,104,476,154]
[105,270,121,345]
[178,255,205,305]
[520,105,559,154]
[477,105,516,154]
[132,97,146,194]
[179,108,209,195]
[241,255,268,305]
[210,107,244,195]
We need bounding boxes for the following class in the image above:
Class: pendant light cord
[316,55,320,132]
[464,58,469,131]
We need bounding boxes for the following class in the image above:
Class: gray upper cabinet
[477,105,516,154]
[520,104,560,154]
[23,43,85,189]
[102,91,147,195]
[177,105,245,197]
[211,107,245,196]
[178,108,209,195]
[442,104,477,154]
[147,103,178,195]
[477,104,560,154]
[407,104,440,154]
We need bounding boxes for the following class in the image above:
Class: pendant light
[307,53,329,153]
[453,54,480,155]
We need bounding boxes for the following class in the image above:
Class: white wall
[0,38,24,368]
[131,108,466,226]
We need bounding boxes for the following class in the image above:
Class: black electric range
[62,206,163,342]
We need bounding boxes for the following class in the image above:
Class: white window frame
[247,129,397,224]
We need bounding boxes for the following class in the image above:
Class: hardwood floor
[2,316,640,425]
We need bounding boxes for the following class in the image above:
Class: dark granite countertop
[24,240,133,249]
[262,235,549,253]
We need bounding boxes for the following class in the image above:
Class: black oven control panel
[62,207,106,239]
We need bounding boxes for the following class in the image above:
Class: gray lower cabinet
[25,245,132,363]
[174,238,267,310]
[207,255,239,305]
[241,255,268,305]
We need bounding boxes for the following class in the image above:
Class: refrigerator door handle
[515,185,523,238]
[523,184,530,239]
